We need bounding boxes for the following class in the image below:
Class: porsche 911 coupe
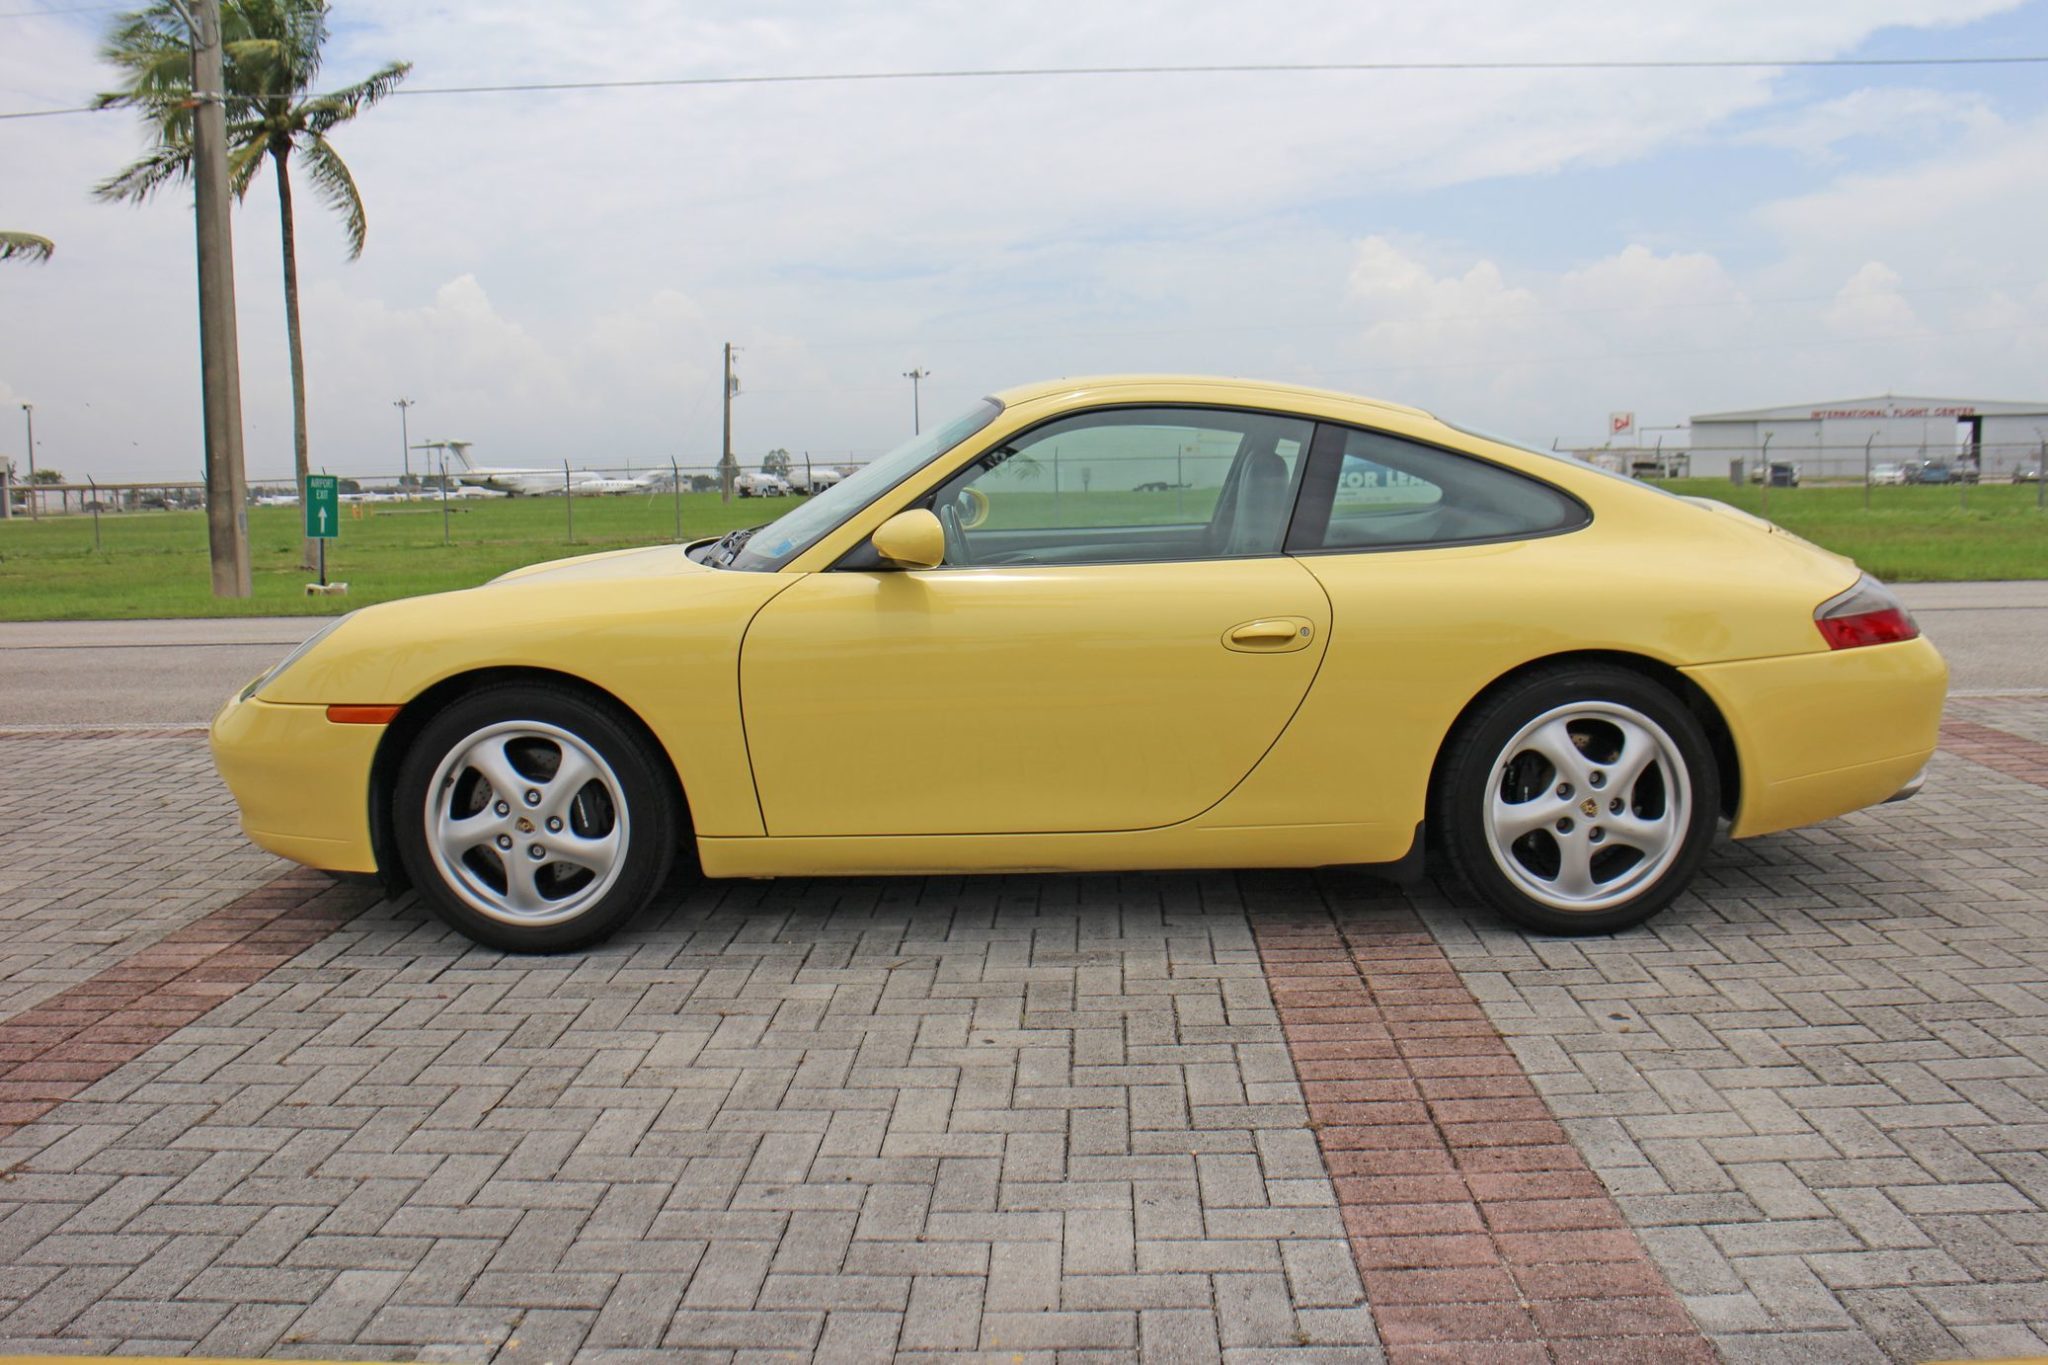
[212,376,1946,951]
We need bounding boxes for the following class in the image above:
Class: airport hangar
[1681,394,2048,480]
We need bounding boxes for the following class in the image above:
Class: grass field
[0,478,2042,620]
[0,493,772,621]
[1659,478,2047,582]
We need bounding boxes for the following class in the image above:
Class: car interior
[931,410,1310,567]
[1310,428,1586,552]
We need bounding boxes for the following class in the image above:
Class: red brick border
[1254,904,1714,1364]
[1941,719,2048,788]
[0,869,374,1138]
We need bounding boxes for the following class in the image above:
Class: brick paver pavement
[0,731,285,1018]
[1254,908,1715,1364]
[1425,719,2048,1365]
[0,704,2041,1362]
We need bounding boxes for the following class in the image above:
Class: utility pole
[394,398,415,485]
[718,342,740,503]
[18,403,34,522]
[186,0,251,596]
[903,367,930,435]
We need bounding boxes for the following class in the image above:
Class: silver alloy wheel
[1481,701,1691,913]
[423,720,630,927]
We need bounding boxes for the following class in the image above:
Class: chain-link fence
[0,459,887,562]
[1578,439,2048,487]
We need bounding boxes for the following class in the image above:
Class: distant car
[1914,461,1952,485]
[1867,464,1909,486]
[2012,463,2043,484]
[211,374,1948,952]
[1749,461,1800,487]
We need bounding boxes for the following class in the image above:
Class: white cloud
[1824,261,1921,335]
[1739,86,2000,158]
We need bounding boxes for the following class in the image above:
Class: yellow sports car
[212,376,1946,951]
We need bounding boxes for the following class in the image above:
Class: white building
[1686,394,2048,481]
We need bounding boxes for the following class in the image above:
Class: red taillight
[1816,608,1918,649]
[1815,575,1919,650]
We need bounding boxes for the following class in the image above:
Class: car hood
[488,543,706,586]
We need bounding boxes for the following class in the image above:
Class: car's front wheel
[1439,666,1719,935]
[392,684,678,952]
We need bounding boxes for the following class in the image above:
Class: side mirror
[870,508,945,569]
[952,485,990,530]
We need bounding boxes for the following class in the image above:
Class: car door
[739,406,1332,837]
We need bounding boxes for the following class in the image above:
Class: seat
[1220,447,1290,556]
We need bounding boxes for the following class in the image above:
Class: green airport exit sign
[304,475,339,539]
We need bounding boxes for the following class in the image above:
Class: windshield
[728,398,1005,571]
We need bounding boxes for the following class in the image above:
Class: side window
[1290,426,1586,552]
[931,407,1313,567]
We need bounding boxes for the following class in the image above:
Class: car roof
[987,374,1436,421]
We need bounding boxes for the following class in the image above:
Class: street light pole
[394,398,414,485]
[19,403,34,522]
[903,367,930,435]
[718,342,740,504]
[185,0,251,596]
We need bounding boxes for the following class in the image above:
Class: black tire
[1436,664,1719,935]
[392,682,680,952]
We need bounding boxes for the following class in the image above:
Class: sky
[3,0,2048,483]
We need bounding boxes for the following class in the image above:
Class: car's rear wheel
[1439,666,1719,935]
[393,684,678,952]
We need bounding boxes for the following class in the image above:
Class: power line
[0,3,122,17]
[0,1,122,16]
[7,51,2048,120]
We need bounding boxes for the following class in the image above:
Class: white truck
[734,470,792,498]
[783,465,844,495]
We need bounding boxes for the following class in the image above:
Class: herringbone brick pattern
[0,704,2041,1362]
[1253,906,1713,1364]
[1949,694,2048,746]
[0,869,374,1132]
[0,872,1380,1361]
[0,734,287,1018]
[1420,732,2048,1364]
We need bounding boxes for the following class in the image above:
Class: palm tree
[0,232,55,263]
[95,0,408,566]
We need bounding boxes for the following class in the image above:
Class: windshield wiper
[711,524,765,568]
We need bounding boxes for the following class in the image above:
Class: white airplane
[417,439,662,496]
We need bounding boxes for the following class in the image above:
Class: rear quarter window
[1290,426,1588,552]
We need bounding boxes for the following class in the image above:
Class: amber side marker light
[1815,574,1920,650]
[326,704,403,725]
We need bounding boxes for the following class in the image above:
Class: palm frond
[303,60,411,135]
[0,231,56,264]
[299,132,365,258]
[94,137,194,203]
[91,0,397,262]
[223,36,288,80]
[227,135,270,198]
